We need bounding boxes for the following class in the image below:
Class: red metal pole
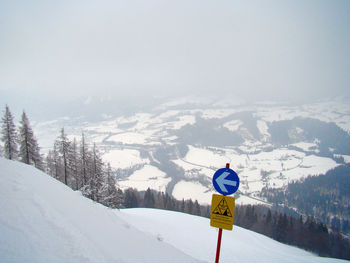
[214,163,229,263]
[215,228,223,263]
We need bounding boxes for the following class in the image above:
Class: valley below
[33,96,350,206]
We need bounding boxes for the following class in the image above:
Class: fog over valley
[1,0,350,119]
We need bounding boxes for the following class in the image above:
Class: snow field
[172,159,214,179]
[256,120,270,140]
[118,164,171,192]
[120,208,348,263]
[107,132,157,145]
[198,108,237,119]
[223,119,243,132]
[172,181,214,205]
[102,148,149,169]
[255,99,350,133]
[83,120,122,133]
[174,145,339,204]
[291,142,319,152]
[184,145,233,169]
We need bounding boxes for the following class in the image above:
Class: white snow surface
[291,142,319,152]
[223,119,243,132]
[107,132,156,145]
[172,180,214,205]
[102,148,149,169]
[0,158,348,263]
[118,164,171,192]
[120,209,348,263]
[0,158,198,263]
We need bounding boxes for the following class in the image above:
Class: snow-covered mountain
[32,96,350,205]
[0,157,348,263]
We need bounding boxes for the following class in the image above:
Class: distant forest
[261,164,350,235]
[1,105,350,260]
[268,117,350,156]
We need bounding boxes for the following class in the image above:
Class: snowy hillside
[0,158,348,263]
[32,97,350,205]
[0,158,199,263]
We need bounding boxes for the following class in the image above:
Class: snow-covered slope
[0,158,199,263]
[120,209,349,263]
[0,158,348,263]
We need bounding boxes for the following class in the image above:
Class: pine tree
[185,199,194,214]
[180,198,185,212]
[1,105,18,160]
[144,187,155,208]
[55,128,71,185]
[18,111,44,170]
[46,150,56,177]
[102,163,122,208]
[52,143,61,180]
[124,188,139,208]
[80,132,90,187]
[90,143,104,202]
[18,111,32,164]
[116,188,124,208]
[31,136,44,170]
[193,200,201,216]
[70,138,80,190]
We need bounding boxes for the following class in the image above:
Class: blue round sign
[212,168,239,195]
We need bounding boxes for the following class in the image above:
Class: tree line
[1,105,44,169]
[260,164,350,235]
[0,105,209,213]
[234,205,350,260]
[1,105,122,208]
[123,187,210,217]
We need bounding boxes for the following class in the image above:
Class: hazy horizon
[1,0,350,119]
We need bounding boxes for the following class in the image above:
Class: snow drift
[0,158,348,263]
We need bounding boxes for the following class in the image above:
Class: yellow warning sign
[210,194,235,230]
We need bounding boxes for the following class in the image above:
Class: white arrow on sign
[216,171,237,193]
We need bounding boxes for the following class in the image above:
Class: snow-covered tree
[89,143,104,202]
[55,128,71,185]
[100,163,122,208]
[70,138,80,190]
[53,143,62,180]
[46,143,62,180]
[80,132,90,187]
[18,111,44,170]
[46,150,55,177]
[1,105,18,160]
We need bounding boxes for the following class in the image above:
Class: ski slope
[0,158,198,263]
[0,158,348,263]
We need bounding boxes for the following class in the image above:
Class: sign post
[215,228,223,263]
[211,163,239,263]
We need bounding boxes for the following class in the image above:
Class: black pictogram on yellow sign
[212,197,233,217]
[210,194,235,230]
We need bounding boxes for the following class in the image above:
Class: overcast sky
[1,0,350,113]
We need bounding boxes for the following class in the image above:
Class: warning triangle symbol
[213,197,232,217]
